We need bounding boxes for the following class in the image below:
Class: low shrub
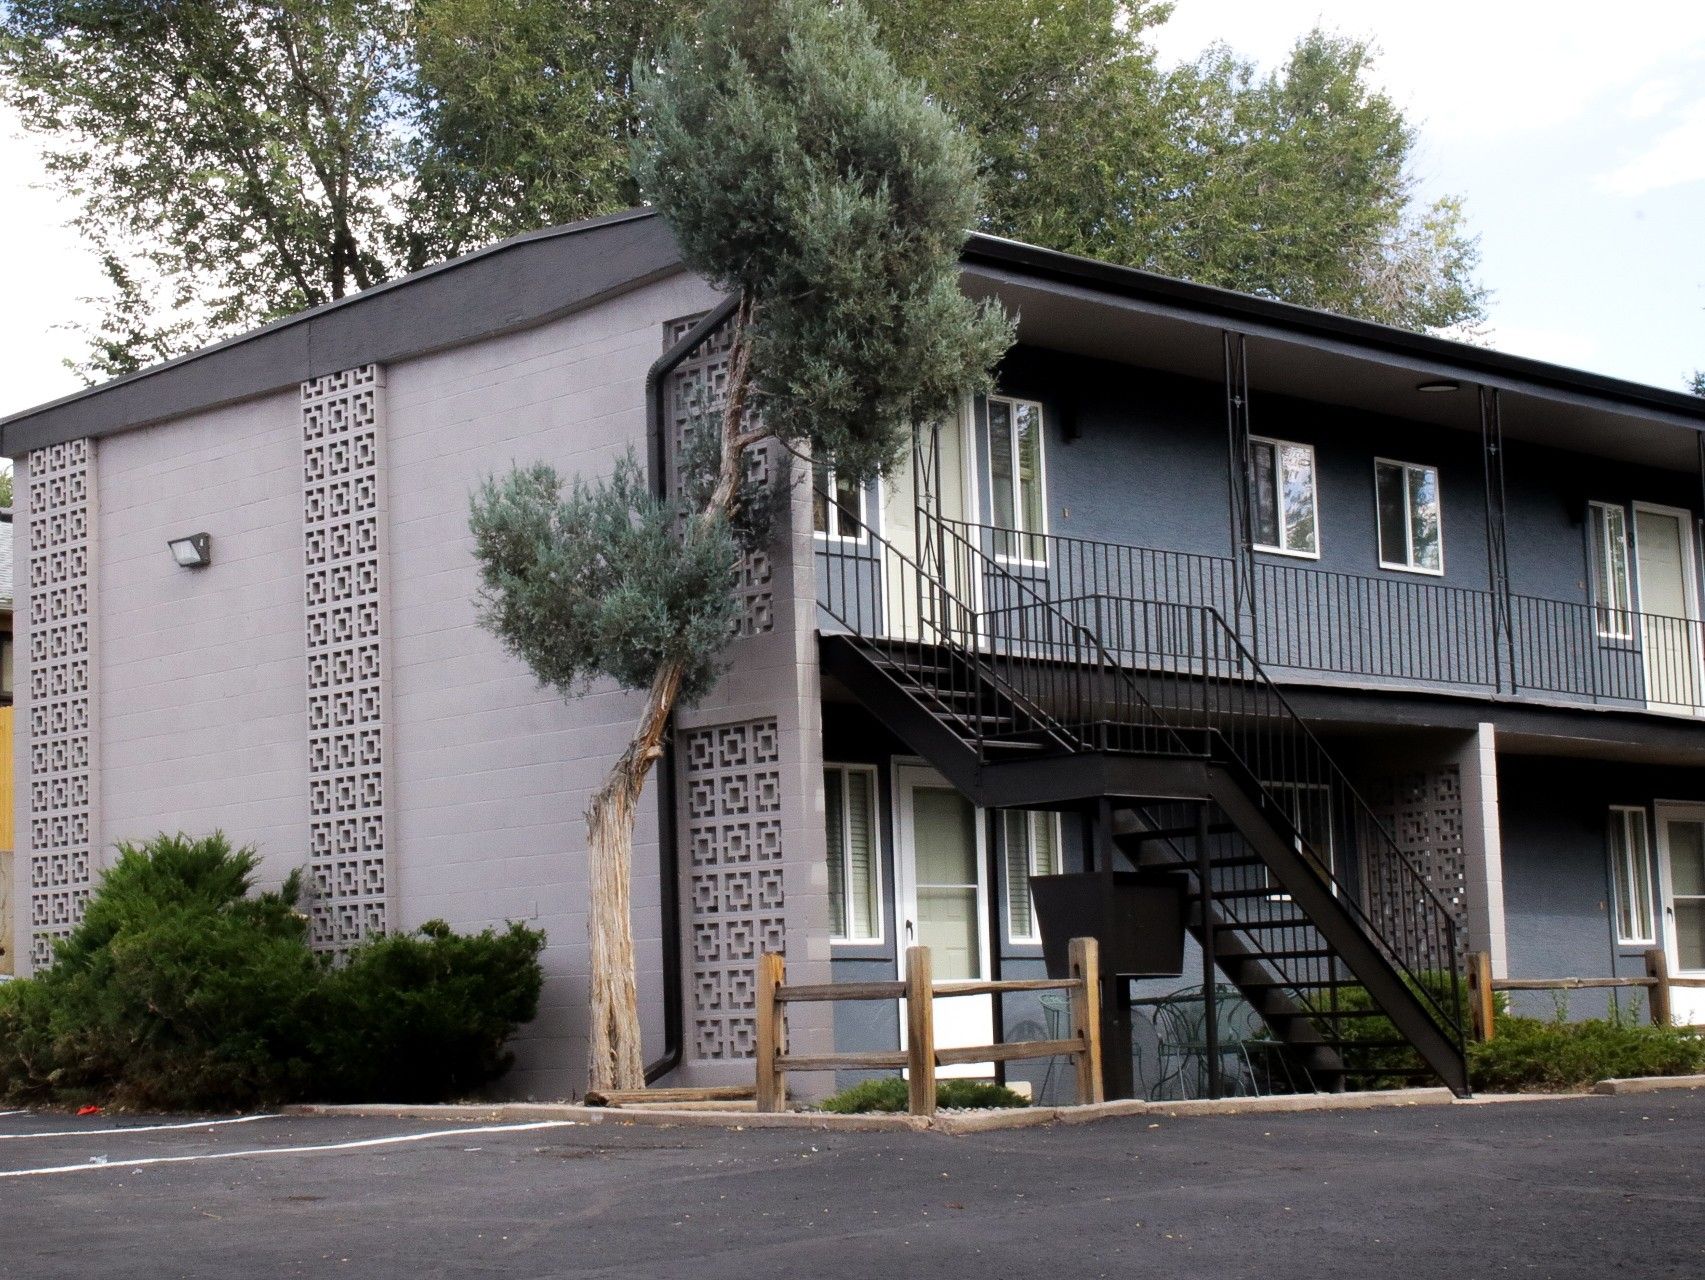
[0,833,545,1110]
[818,1076,1029,1113]
[1469,1015,1705,1092]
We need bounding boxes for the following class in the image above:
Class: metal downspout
[642,295,742,1084]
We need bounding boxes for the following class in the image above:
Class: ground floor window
[1608,806,1656,947]
[825,764,881,943]
[1004,809,1060,942]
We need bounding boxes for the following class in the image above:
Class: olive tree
[469,0,1012,1091]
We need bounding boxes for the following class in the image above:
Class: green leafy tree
[1689,370,1703,396]
[3,1,1486,381]
[468,0,1011,1090]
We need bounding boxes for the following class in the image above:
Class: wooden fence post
[755,951,786,1112]
[905,944,936,1116]
[1469,950,1496,1042]
[1645,948,1673,1028]
[1068,936,1104,1105]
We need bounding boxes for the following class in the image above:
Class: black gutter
[961,233,1705,425]
[641,294,741,1085]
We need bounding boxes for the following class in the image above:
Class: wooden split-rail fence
[753,936,1105,1115]
[1466,948,1705,1039]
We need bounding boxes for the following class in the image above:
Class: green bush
[1288,974,1704,1093]
[1470,1015,1705,1093]
[0,833,545,1110]
[818,1076,1030,1113]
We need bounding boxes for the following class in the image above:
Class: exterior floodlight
[1416,380,1460,393]
[168,532,213,568]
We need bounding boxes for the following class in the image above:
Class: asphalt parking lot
[1,1093,1701,1279]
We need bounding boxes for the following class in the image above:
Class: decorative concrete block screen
[665,314,775,637]
[301,365,392,952]
[23,439,99,968]
[685,718,785,1059]
[1366,766,1469,967]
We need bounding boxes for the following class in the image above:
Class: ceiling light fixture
[1416,380,1460,393]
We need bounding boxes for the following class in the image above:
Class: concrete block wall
[379,270,721,1097]
[11,269,732,1100]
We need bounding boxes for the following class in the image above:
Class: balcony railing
[852,520,1705,719]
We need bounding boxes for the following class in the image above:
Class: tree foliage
[469,454,742,704]
[468,0,1010,1090]
[1,0,1487,379]
[632,0,1012,483]
[0,832,546,1109]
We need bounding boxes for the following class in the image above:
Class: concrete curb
[285,1087,1467,1132]
[1591,1074,1705,1095]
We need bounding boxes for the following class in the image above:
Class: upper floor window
[1375,458,1443,575]
[985,396,1047,563]
[825,764,881,943]
[1249,437,1319,558]
[1608,805,1655,947]
[1588,502,1634,640]
[1004,809,1060,942]
[812,461,866,541]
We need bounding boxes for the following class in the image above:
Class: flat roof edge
[1,208,680,457]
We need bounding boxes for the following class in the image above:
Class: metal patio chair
[1147,985,1302,1100]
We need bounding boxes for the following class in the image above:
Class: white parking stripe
[0,1114,279,1141]
[0,1120,577,1178]
[0,1111,27,1118]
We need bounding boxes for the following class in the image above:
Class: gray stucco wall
[96,388,310,886]
[13,269,728,1099]
[1497,753,1705,1020]
[378,271,721,1096]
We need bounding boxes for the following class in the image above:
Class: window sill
[1253,544,1321,561]
[1377,561,1446,578]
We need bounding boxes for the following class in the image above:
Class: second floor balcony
[816,513,1705,723]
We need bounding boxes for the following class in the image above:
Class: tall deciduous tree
[2,0,1487,377]
[468,0,1011,1091]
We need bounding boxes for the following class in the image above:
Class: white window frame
[1248,435,1321,559]
[825,763,883,945]
[1374,457,1445,576]
[1608,805,1656,948]
[1260,780,1336,899]
[984,395,1050,567]
[813,464,868,543]
[1587,501,1635,641]
[1004,809,1063,944]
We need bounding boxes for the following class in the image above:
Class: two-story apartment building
[5,208,1703,1100]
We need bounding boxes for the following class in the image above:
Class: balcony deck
[814,518,1705,725]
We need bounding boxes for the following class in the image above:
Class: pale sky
[1,0,1702,421]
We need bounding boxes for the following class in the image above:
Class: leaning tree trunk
[583,295,760,1093]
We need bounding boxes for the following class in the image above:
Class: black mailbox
[1031,871,1187,979]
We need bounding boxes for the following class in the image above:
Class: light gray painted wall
[96,389,309,875]
[23,269,726,1099]
[381,271,721,1098]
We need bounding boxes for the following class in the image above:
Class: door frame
[890,761,991,980]
[891,760,994,1076]
[1630,502,1704,712]
[877,400,985,643]
[1654,801,1705,992]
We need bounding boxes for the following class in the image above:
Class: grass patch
[818,1076,1030,1113]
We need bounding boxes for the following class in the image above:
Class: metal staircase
[816,499,1469,1097]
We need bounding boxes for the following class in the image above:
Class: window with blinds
[1005,809,1060,942]
[825,765,881,943]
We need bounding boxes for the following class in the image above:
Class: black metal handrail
[813,502,1082,761]
[955,579,1465,1047]
[944,517,1705,716]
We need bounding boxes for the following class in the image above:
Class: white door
[881,406,977,644]
[894,765,992,1077]
[1656,804,1705,1026]
[1633,505,1703,712]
